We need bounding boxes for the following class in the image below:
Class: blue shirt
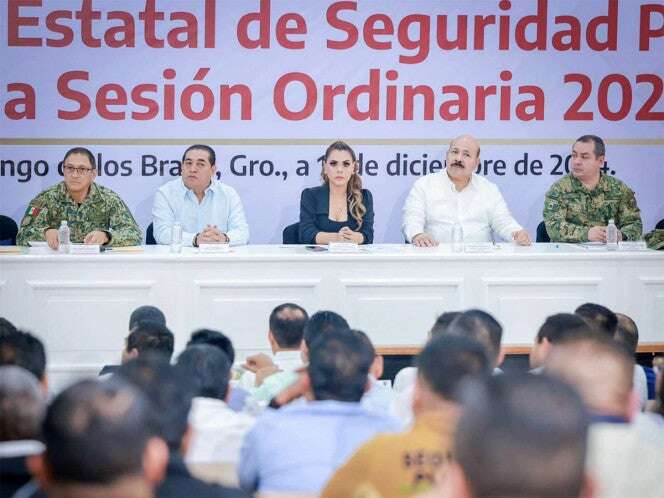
[238,399,401,493]
[152,178,249,246]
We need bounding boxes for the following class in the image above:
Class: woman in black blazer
[299,141,374,245]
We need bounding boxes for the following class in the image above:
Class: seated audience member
[299,141,374,245]
[239,303,308,394]
[28,378,168,498]
[0,317,18,337]
[353,330,394,415]
[529,313,591,371]
[614,312,655,411]
[129,306,167,329]
[0,366,46,498]
[0,330,48,392]
[440,374,592,498]
[238,329,401,494]
[323,335,491,498]
[99,305,168,376]
[543,134,642,243]
[301,310,350,361]
[16,147,142,248]
[152,144,249,247]
[546,334,664,498]
[187,328,249,413]
[117,357,250,498]
[402,134,531,247]
[575,302,618,337]
[447,309,505,372]
[391,311,462,425]
[121,321,174,364]
[175,345,255,473]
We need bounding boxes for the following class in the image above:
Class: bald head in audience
[545,334,635,419]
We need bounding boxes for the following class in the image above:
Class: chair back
[0,215,18,245]
[146,222,157,245]
[282,222,300,244]
[536,221,551,243]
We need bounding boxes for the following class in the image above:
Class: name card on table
[463,242,495,253]
[329,242,360,253]
[69,244,101,254]
[618,241,649,252]
[199,243,231,253]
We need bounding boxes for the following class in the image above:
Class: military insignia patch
[29,207,42,216]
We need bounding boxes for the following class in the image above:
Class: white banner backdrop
[1,0,663,242]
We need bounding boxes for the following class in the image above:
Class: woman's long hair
[322,141,367,228]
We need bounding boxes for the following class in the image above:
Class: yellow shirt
[321,411,457,498]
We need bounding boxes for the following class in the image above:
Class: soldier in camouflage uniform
[645,229,664,250]
[543,135,642,243]
[16,147,141,248]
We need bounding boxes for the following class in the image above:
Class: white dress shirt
[238,349,304,391]
[152,178,249,246]
[185,396,256,465]
[402,171,522,243]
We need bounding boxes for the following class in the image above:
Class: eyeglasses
[64,165,95,175]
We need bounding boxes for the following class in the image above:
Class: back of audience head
[446,374,590,498]
[123,320,174,363]
[530,313,591,369]
[0,365,45,442]
[307,328,373,403]
[187,328,235,364]
[269,303,309,351]
[176,344,231,401]
[575,302,618,337]
[0,329,47,388]
[614,312,638,357]
[128,305,166,331]
[35,378,167,488]
[545,333,635,419]
[117,356,194,454]
[414,335,490,413]
[0,317,18,337]
[351,329,384,380]
[429,311,461,338]
[446,310,503,368]
[302,310,349,360]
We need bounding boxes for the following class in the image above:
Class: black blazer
[298,184,374,244]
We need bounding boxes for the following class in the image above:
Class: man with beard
[402,135,530,247]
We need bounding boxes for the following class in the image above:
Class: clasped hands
[336,226,363,244]
[195,225,229,245]
[588,225,622,243]
[44,229,109,250]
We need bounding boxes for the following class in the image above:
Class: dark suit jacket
[0,456,32,498]
[156,455,249,498]
[299,184,374,244]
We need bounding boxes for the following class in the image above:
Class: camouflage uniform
[645,229,664,250]
[16,182,141,246]
[543,174,642,243]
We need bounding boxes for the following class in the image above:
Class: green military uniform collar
[569,173,611,193]
[56,181,103,205]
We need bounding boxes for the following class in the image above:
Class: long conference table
[1,243,663,391]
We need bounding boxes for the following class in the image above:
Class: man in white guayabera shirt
[402,135,531,247]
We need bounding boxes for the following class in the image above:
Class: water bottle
[170,222,182,253]
[606,219,618,251]
[452,223,464,252]
[58,220,70,253]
